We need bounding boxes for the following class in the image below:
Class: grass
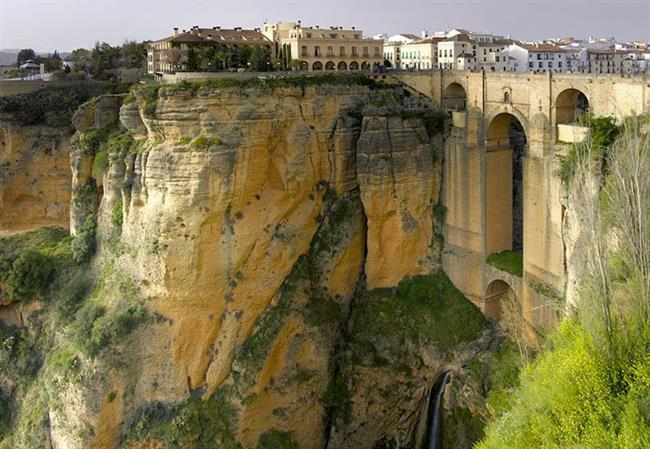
[123,387,241,449]
[486,250,523,277]
[349,271,488,354]
[190,135,222,149]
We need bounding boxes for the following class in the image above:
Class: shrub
[91,149,108,179]
[256,430,299,449]
[3,251,55,301]
[111,201,123,228]
[349,271,488,353]
[190,135,221,149]
[72,215,97,263]
[0,84,121,128]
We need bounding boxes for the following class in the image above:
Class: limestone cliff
[0,121,71,236]
[0,79,492,449]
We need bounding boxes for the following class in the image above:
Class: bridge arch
[485,112,527,255]
[555,88,589,124]
[485,279,516,319]
[443,82,467,111]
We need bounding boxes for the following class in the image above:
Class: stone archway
[325,61,335,71]
[485,279,516,318]
[361,61,370,71]
[338,61,347,71]
[349,61,359,70]
[556,88,589,124]
[443,82,467,111]
[486,112,527,255]
[312,61,323,71]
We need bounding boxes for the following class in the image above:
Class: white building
[506,43,567,72]
[400,37,444,70]
[437,34,474,69]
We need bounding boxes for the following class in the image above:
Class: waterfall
[424,371,451,449]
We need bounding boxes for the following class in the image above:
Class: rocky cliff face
[0,122,71,236]
[1,81,493,449]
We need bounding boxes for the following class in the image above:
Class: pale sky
[1,0,649,52]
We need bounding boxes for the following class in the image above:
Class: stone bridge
[378,70,650,330]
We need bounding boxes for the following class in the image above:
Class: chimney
[173,27,179,36]
[352,26,356,30]
[421,30,429,38]
[315,25,319,29]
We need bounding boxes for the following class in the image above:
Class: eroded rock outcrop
[0,122,71,235]
[1,81,488,449]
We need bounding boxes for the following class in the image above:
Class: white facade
[506,43,567,72]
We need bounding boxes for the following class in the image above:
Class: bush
[3,251,55,301]
[190,135,221,149]
[72,215,97,263]
[350,271,488,353]
[111,201,123,228]
[256,430,299,449]
[91,149,108,179]
[0,84,122,128]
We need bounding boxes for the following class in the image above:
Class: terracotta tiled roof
[409,37,446,45]
[154,28,270,45]
[516,43,566,53]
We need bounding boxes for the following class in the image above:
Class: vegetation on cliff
[0,84,128,128]
[478,121,650,448]
[485,250,523,277]
[0,226,147,448]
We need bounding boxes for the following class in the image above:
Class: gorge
[0,72,648,449]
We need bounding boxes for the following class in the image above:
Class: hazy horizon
[1,0,649,52]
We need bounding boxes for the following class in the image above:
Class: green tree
[4,250,55,300]
[16,48,35,66]
[250,45,271,71]
[119,40,147,69]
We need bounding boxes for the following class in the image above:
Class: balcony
[557,124,589,143]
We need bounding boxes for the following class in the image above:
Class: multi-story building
[437,34,475,69]
[621,51,650,74]
[506,43,567,72]
[475,39,513,71]
[400,37,444,70]
[262,21,383,71]
[586,49,625,74]
[147,26,272,74]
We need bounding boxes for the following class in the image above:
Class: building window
[363,47,369,57]
[314,46,321,57]
[374,47,380,56]
[352,46,358,56]
[327,46,334,56]
[340,46,345,56]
